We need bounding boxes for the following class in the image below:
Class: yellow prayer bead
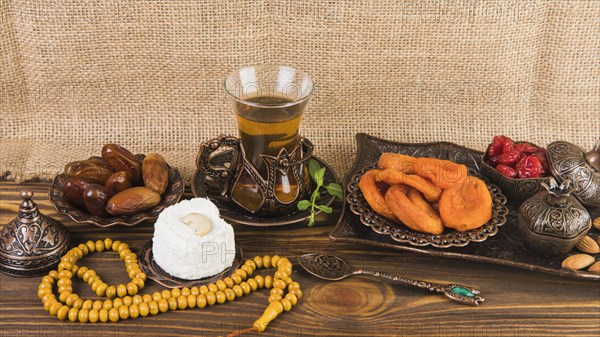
[95,240,105,252]
[288,282,301,291]
[117,243,129,253]
[58,291,71,303]
[232,285,243,298]
[49,302,62,316]
[152,292,162,301]
[264,275,273,288]
[224,289,235,302]
[99,309,109,323]
[234,269,247,279]
[273,279,286,290]
[215,291,226,304]
[253,256,263,268]
[82,299,93,310]
[216,280,227,291]
[196,294,207,308]
[89,309,99,323]
[57,305,70,320]
[116,284,127,298]
[78,308,89,323]
[48,270,59,279]
[58,270,73,279]
[142,294,152,303]
[171,288,181,298]
[103,299,113,310]
[205,292,216,306]
[274,271,288,280]
[133,295,143,305]
[231,274,242,285]
[113,298,123,309]
[268,294,282,303]
[149,301,160,315]
[181,287,190,296]
[247,278,258,291]
[68,308,79,322]
[57,286,73,294]
[177,296,188,309]
[271,255,281,267]
[76,266,88,278]
[281,298,292,312]
[240,265,253,276]
[126,282,138,296]
[106,285,116,298]
[44,299,56,312]
[82,269,96,282]
[134,272,147,281]
[85,241,96,253]
[77,244,88,255]
[244,260,256,272]
[92,300,103,311]
[108,308,119,322]
[73,299,84,309]
[199,285,209,294]
[263,255,271,268]
[208,283,218,293]
[191,286,200,295]
[103,238,113,250]
[161,289,171,299]
[289,289,303,299]
[118,305,129,320]
[129,304,139,319]
[37,288,52,299]
[123,296,133,306]
[168,297,177,310]
[270,288,284,297]
[111,240,121,251]
[224,277,234,288]
[96,283,108,297]
[139,302,150,317]
[240,282,251,295]
[42,276,55,284]
[187,294,197,308]
[254,275,265,288]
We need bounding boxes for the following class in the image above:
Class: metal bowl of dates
[49,155,185,227]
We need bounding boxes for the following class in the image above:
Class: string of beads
[37,238,301,334]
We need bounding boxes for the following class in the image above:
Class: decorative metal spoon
[298,254,484,306]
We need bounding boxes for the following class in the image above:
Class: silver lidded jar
[517,178,591,256]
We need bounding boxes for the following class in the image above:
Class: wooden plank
[0,182,599,337]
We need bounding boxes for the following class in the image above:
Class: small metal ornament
[298,254,484,306]
[0,190,70,277]
[546,137,600,208]
[517,178,591,256]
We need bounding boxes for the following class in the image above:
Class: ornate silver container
[517,179,591,256]
[546,137,600,208]
[0,190,70,277]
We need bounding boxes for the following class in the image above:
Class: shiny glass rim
[223,65,315,109]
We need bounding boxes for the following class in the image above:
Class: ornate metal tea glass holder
[197,135,315,216]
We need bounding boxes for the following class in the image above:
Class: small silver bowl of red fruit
[481,135,553,201]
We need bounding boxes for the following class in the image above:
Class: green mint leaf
[315,204,333,213]
[325,183,343,199]
[308,159,321,183]
[297,200,311,211]
[316,167,326,186]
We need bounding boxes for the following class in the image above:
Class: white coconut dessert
[152,198,235,280]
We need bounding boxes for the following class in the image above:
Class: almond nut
[575,236,600,254]
[593,217,600,231]
[561,254,595,271]
[588,261,600,274]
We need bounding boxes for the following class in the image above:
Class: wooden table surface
[1,181,599,337]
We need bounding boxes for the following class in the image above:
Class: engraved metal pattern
[137,240,242,288]
[298,254,484,306]
[49,154,185,228]
[347,166,509,248]
[517,179,591,255]
[0,191,70,277]
[196,134,313,215]
[547,141,600,208]
[329,133,600,281]
[192,136,339,226]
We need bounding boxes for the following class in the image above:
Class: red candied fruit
[516,156,544,178]
[488,135,507,157]
[514,143,538,154]
[496,150,522,166]
[501,137,515,153]
[496,164,518,178]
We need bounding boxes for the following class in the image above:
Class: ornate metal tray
[138,240,243,288]
[49,155,185,227]
[330,134,600,280]
[347,166,508,248]
[192,156,339,227]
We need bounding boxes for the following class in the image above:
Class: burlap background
[1,0,598,183]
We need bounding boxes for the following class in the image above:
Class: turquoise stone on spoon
[298,254,484,306]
